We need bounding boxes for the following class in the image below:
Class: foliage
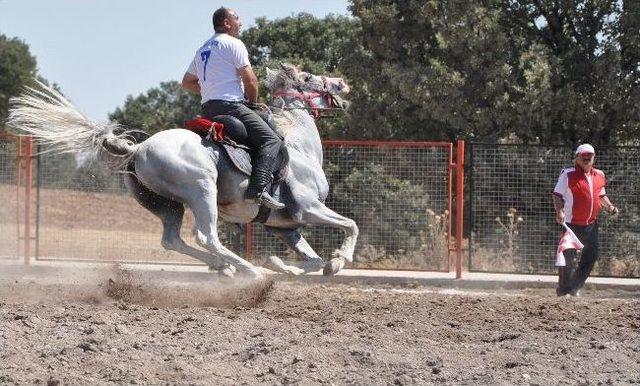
[243,13,359,73]
[494,207,524,263]
[109,81,200,136]
[0,35,37,130]
[344,0,639,144]
[499,0,640,144]
[327,162,431,252]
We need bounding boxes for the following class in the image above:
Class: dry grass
[0,184,201,264]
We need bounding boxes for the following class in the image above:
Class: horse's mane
[271,109,308,139]
[264,63,300,93]
[263,64,313,139]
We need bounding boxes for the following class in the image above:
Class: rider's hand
[245,101,266,110]
[555,210,565,225]
[609,205,619,216]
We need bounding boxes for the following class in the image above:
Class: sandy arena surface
[0,267,638,385]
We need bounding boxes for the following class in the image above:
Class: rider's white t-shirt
[186,33,251,103]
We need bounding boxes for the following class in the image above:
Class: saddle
[183,115,289,182]
[183,115,289,223]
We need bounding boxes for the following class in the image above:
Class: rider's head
[212,7,242,37]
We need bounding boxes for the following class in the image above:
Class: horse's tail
[7,80,139,170]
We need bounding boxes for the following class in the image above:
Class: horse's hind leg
[187,183,262,278]
[124,174,229,271]
[263,227,324,273]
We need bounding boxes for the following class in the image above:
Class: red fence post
[16,136,22,259]
[447,143,453,272]
[455,140,465,279]
[23,136,33,264]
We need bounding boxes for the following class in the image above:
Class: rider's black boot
[245,155,285,210]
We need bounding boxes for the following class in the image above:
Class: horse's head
[265,63,350,117]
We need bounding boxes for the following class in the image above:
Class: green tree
[343,1,525,141]
[345,0,639,144]
[0,35,38,129]
[501,0,640,144]
[242,13,358,73]
[109,81,200,135]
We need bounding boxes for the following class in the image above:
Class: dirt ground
[0,267,638,385]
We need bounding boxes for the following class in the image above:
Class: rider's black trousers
[201,100,283,197]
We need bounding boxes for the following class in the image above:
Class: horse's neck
[273,102,323,165]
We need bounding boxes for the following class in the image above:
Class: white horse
[8,64,358,279]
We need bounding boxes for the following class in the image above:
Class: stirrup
[247,191,285,210]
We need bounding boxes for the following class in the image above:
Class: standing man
[552,144,619,296]
[182,7,285,210]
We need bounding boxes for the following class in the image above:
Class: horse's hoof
[264,255,304,276]
[219,267,236,279]
[209,264,237,278]
[323,257,345,276]
[285,266,305,276]
[299,259,324,273]
[238,267,263,280]
[263,255,286,272]
[331,249,353,263]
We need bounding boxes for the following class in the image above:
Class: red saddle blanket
[184,118,225,142]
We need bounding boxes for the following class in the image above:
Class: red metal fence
[1,134,463,274]
[0,134,32,262]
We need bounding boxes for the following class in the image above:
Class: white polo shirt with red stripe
[553,167,607,226]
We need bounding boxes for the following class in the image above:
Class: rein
[271,91,344,119]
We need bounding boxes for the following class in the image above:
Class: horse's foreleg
[159,207,233,274]
[263,227,324,273]
[295,200,359,275]
[125,173,230,273]
[188,186,262,279]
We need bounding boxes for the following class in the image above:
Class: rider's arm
[238,65,259,103]
[181,72,201,95]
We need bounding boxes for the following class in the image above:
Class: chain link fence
[249,141,454,271]
[34,149,215,264]
[30,140,453,270]
[469,144,640,277]
[0,135,20,259]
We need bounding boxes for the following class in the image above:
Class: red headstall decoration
[272,91,336,118]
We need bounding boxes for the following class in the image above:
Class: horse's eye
[304,74,312,82]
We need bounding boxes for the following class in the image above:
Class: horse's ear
[279,62,297,75]
[264,68,277,89]
[279,63,298,86]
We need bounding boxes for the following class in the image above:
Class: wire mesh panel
[35,151,243,264]
[249,141,453,271]
[0,135,19,260]
[33,141,451,269]
[469,144,640,277]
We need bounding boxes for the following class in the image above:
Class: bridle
[271,77,345,119]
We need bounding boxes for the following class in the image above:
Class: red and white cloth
[556,223,584,267]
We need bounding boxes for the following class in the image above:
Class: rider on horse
[181,7,285,210]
